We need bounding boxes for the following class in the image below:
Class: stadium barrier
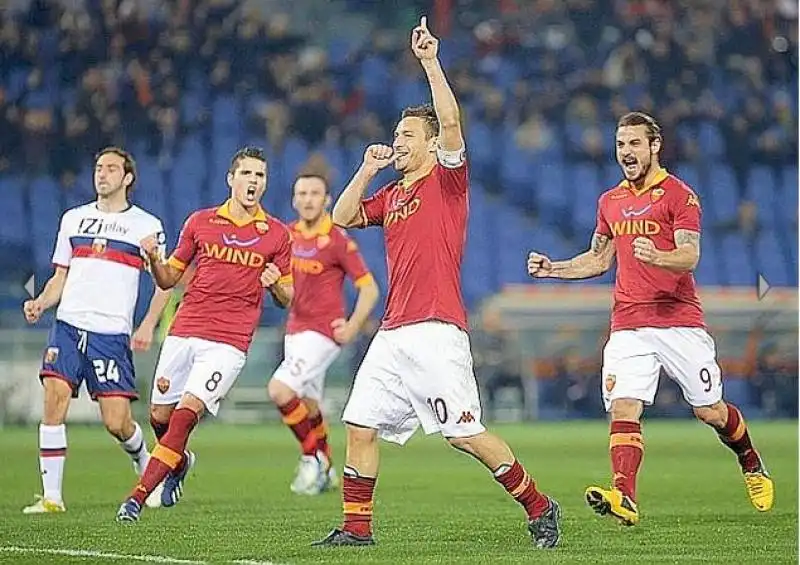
[0,285,795,425]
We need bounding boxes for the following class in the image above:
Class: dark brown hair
[95,146,137,193]
[617,112,662,143]
[401,104,439,138]
[229,146,267,176]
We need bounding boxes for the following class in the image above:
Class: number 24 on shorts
[93,359,120,384]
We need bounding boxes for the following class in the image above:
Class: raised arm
[412,17,463,152]
[528,233,616,280]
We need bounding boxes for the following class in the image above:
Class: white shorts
[151,336,247,416]
[342,321,485,445]
[271,331,341,401]
[602,327,723,411]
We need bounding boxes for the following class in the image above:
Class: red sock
[717,403,760,472]
[309,412,332,463]
[150,416,169,441]
[610,420,644,501]
[341,466,375,537]
[277,397,317,456]
[129,408,198,505]
[494,460,550,520]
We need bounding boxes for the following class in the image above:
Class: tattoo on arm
[675,229,700,249]
[591,234,610,255]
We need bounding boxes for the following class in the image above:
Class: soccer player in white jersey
[21,147,171,513]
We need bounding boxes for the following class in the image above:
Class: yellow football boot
[22,494,65,514]
[744,470,774,512]
[585,486,639,526]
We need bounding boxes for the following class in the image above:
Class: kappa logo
[621,204,652,218]
[456,411,475,424]
[156,377,170,394]
[44,347,59,364]
[222,234,261,247]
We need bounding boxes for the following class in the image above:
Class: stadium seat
[707,165,739,222]
[754,229,791,287]
[570,164,602,232]
[720,233,755,286]
[746,166,778,226]
[211,95,240,135]
[697,122,724,158]
[0,175,28,246]
[135,160,168,230]
[29,176,61,268]
[695,231,720,286]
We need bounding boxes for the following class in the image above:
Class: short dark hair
[229,146,267,176]
[294,173,330,195]
[617,112,662,143]
[95,146,137,193]
[401,104,439,139]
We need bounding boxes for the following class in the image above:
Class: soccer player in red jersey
[116,147,294,522]
[268,173,379,496]
[528,112,774,526]
[312,18,561,549]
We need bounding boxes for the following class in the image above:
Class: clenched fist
[632,237,660,265]
[23,299,44,324]
[527,251,553,278]
[362,144,397,174]
[260,263,283,288]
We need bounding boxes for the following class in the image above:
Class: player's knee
[693,402,726,428]
[102,412,133,440]
[609,398,643,421]
[267,378,295,405]
[446,434,478,456]
[149,404,173,426]
[345,423,378,448]
[41,378,72,425]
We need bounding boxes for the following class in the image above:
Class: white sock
[120,422,150,475]
[39,424,66,503]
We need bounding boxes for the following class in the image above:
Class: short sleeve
[274,229,293,285]
[338,235,372,288]
[436,155,468,197]
[168,214,197,271]
[595,199,612,238]
[673,190,702,233]
[359,186,389,228]
[51,212,73,268]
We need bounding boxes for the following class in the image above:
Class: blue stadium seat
[499,145,537,210]
[780,165,798,226]
[571,164,602,232]
[673,164,701,195]
[211,95,240,135]
[707,165,739,222]
[754,229,791,287]
[29,177,61,268]
[746,166,778,226]
[391,79,428,116]
[0,175,27,247]
[697,122,724,158]
[466,120,499,186]
[281,137,310,183]
[603,162,621,189]
[720,233,755,286]
[695,231,720,286]
[135,160,168,230]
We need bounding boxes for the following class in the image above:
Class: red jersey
[595,168,705,331]
[286,215,373,340]
[358,160,468,331]
[167,200,293,352]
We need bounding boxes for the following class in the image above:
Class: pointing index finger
[420,16,428,30]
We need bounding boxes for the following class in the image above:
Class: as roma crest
[156,377,171,394]
[605,374,616,393]
[44,347,59,364]
[317,235,330,249]
[651,188,665,203]
[255,222,268,234]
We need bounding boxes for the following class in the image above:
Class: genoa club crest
[44,347,59,364]
[91,238,107,254]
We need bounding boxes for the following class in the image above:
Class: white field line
[0,546,284,565]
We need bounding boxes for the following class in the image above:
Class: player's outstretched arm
[529,234,615,280]
[332,145,396,228]
[412,17,463,152]
[632,230,700,272]
[23,266,68,323]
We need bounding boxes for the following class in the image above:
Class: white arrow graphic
[756,273,771,301]
[24,275,35,298]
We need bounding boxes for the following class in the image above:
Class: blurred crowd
[0,0,796,187]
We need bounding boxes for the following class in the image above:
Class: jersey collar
[294,214,333,238]
[621,167,669,197]
[216,199,267,227]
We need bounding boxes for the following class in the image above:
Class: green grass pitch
[0,421,796,564]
